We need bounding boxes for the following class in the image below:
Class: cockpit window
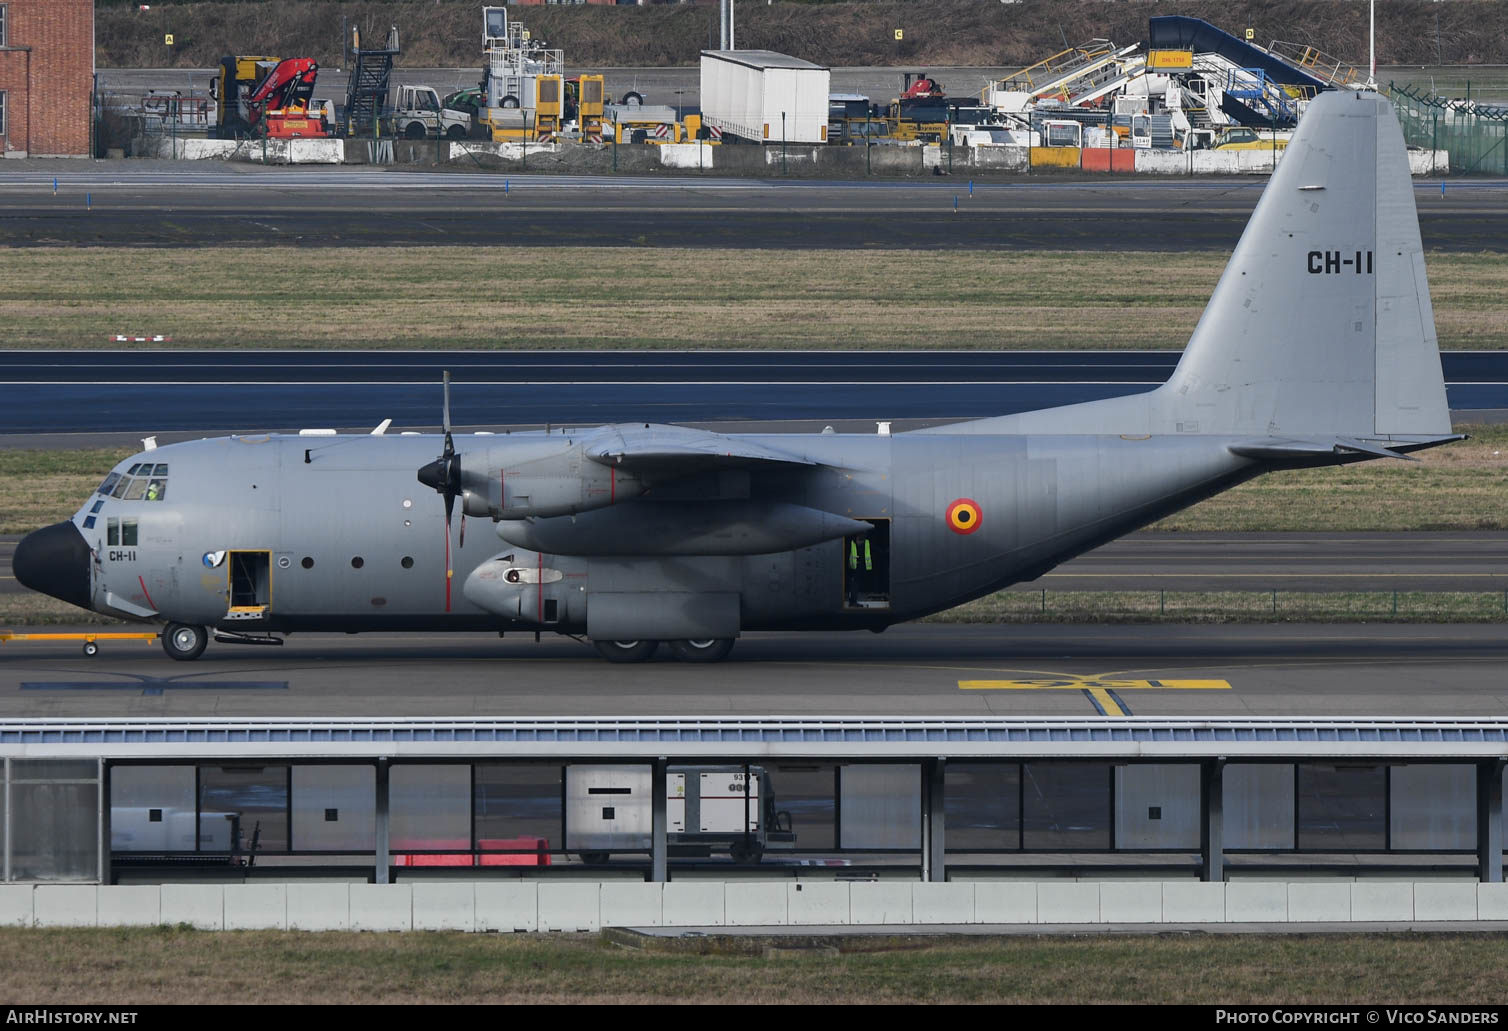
[98,473,120,496]
[123,478,147,501]
[111,477,132,498]
[144,480,166,501]
[152,464,169,477]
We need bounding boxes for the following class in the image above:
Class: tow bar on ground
[0,631,160,657]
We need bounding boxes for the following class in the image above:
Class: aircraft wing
[583,423,819,479]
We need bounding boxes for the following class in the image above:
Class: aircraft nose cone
[12,521,92,611]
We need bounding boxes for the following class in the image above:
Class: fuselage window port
[107,518,118,546]
[301,557,314,569]
[121,520,139,547]
[90,500,104,514]
[843,518,891,610]
[351,557,364,569]
[401,556,414,569]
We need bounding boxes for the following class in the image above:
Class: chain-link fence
[1388,82,1508,175]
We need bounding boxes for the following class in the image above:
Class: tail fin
[933,91,1452,442]
[1165,90,1450,439]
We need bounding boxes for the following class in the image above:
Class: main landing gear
[592,638,735,664]
[161,622,208,661]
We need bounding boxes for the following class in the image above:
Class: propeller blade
[460,512,467,549]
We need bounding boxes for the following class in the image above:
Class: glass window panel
[390,765,470,851]
[1115,763,1201,849]
[98,474,118,496]
[1023,763,1110,850]
[82,517,95,529]
[11,782,98,881]
[564,765,651,853]
[1298,763,1385,850]
[126,464,143,476]
[12,760,98,782]
[945,762,1020,851]
[121,520,138,546]
[144,480,165,501]
[1391,765,1475,851]
[475,763,562,850]
[292,766,374,852]
[110,766,195,852]
[111,478,131,498]
[765,763,836,851]
[1225,764,1296,849]
[152,464,169,477]
[123,479,146,501]
[839,764,920,850]
[199,766,288,853]
[107,519,119,546]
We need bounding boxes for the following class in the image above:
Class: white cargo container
[699,50,830,144]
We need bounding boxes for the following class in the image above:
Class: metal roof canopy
[5,718,1508,761]
[700,50,829,72]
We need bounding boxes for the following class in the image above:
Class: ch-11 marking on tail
[15,92,1460,664]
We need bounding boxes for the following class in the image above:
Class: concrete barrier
[539,882,600,932]
[850,882,912,925]
[724,881,787,926]
[225,884,286,931]
[658,143,715,170]
[14,880,1508,931]
[287,882,349,931]
[477,882,538,932]
[1100,881,1164,924]
[0,886,32,927]
[160,884,223,930]
[788,881,849,925]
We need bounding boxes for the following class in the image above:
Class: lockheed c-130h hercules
[14,92,1459,664]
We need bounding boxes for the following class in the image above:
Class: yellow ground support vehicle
[1211,126,1290,150]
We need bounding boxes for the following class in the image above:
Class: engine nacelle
[456,438,645,520]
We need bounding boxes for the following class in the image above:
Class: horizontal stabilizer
[1229,434,1464,462]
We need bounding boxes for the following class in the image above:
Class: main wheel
[404,121,426,140]
[445,124,467,140]
[593,639,659,664]
[82,641,99,657]
[667,638,734,663]
[161,622,208,662]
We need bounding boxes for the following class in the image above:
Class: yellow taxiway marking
[959,673,1231,717]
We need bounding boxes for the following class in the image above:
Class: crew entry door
[226,550,271,617]
[842,519,890,609]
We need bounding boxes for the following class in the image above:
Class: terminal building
[0,0,94,157]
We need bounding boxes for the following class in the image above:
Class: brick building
[0,0,94,157]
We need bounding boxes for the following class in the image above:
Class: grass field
[1,247,1505,351]
[1,927,1507,1004]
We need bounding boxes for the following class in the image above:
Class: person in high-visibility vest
[847,538,872,571]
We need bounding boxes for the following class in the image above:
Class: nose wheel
[161,623,208,661]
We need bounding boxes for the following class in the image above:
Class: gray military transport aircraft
[14,91,1458,664]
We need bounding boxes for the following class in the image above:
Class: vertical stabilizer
[1165,90,1449,439]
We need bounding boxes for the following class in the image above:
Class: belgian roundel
[946,498,982,535]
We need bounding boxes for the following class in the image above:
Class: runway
[0,349,1501,433]
[0,623,1504,721]
[0,170,1504,250]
